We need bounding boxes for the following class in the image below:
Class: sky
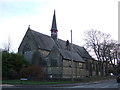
[0,0,119,52]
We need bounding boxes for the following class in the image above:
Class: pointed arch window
[23,44,31,52]
[23,44,32,61]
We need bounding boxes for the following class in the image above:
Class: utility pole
[71,30,74,81]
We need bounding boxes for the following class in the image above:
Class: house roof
[58,49,85,62]
[73,44,92,59]
[31,29,54,51]
[29,29,92,60]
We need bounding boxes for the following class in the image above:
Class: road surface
[2,79,120,90]
[64,79,119,88]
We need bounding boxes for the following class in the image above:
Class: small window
[51,59,57,67]
[39,60,47,67]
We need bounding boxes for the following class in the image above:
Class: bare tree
[109,42,120,75]
[3,37,12,53]
[84,29,111,60]
[99,40,118,75]
[84,29,120,75]
[84,29,112,76]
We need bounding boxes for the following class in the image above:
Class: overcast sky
[0,0,119,52]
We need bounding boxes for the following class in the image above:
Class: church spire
[51,10,58,40]
[51,10,57,30]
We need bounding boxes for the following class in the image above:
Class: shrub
[20,65,45,78]
[2,51,29,79]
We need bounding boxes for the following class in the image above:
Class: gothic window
[68,61,72,67]
[86,61,89,70]
[23,44,32,61]
[24,51,32,61]
[79,62,83,69]
[23,44,31,52]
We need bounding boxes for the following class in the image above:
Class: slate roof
[31,29,54,51]
[57,39,92,59]
[30,29,92,60]
[73,44,92,59]
[58,49,85,63]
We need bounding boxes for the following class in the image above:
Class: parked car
[116,74,120,83]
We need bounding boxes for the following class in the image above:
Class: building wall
[38,49,50,57]
[47,46,63,78]
[18,29,104,79]
[62,59,87,79]
[85,58,108,77]
[18,30,38,63]
[85,58,100,77]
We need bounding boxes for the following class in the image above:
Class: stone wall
[38,49,50,57]
[47,46,63,78]
[85,58,107,77]
[62,59,87,79]
[18,30,38,63]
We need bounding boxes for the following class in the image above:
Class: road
[64,79,119,88]
[2,79,120,90]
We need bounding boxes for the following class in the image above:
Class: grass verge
[2,80,79,85]
[2,76,115,85]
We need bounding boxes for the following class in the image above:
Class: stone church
[18,11,97,79]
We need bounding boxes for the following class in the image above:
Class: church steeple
[51,10,58,40]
